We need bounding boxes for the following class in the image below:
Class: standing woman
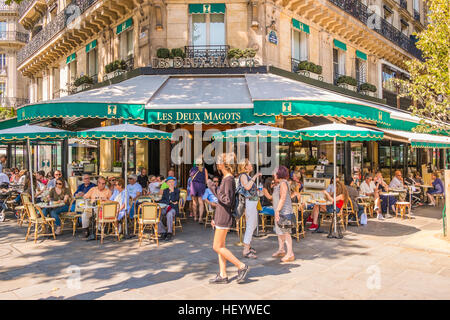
[237,159,261,259]
[207,153,249,284]
[272,166,295,262]
[189,160,208,224]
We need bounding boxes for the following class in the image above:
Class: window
[68,60,77,84]
[384,5,394,24]
[119,28,133,60]
[292,29,308,62]
[355,58,367,85]
[190,13,225,46]
[382,65,396,92]
[400,19,409,35]
[413,0,419,11]
[0,21,6,40]
[0,53,6,72]
[87,48,98,79]
[0,82,5,97]
[333,48,345,82]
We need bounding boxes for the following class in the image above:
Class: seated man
[427,172,445,206]
[389,170,407,202]
[344,176,364,222]
[148,175,163,194]
[157,177,179,241]
[127,174,142,219]
[82,177,112,237]
[47,170,69,189]
[71,174,96,211]
[202,176,219,209]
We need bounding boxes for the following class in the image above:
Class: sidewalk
[0,205,449,300]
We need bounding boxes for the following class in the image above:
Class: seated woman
[427,172,444,206]
[308,180,348,231]
[374,171,396,218]
[110,178,129,234]
[260,176,274,216]
[158,177,180,241]
[289,171,303,204]
[42,177,72,235]
[344,176,364,221]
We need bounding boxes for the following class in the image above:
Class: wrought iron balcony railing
[0,31,29,43]
[327,0,422,59]
[17,0,98,66]
[184,45,230,59]
[400,0,407,10]
[0,97,30,108]
[0,0,18,11]
[414,10,420,21]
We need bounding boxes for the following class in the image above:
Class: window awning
[66,53,76,64]
[333,39,347,51]
[189,3,226,14]
[356,50,367,61]
[292,18,310,34]
[116,18,133,35]
[378,128,450,148]
[86,40,97,53]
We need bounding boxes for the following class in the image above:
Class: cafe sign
[151,56,261,69]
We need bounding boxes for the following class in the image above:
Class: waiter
[318,152,329,165]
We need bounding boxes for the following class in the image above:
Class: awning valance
[379,128,450,148]
[116,18,133,34]
[292,18,310,34]
[356,50,367,61]
[86,40,97,53]
[333,39,347,51]
[66,53,76,64]
[189,3,226,14]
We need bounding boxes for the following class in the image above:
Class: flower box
[297,70,324,81]
[103,69,126,81]
[360,90,377,97]
[112,167,122,173]
[338,83,357,92]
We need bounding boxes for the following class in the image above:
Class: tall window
[87,48,98,78]
[0,82,5,97]
[191,13,225,46]
[0,21,6,40]
[413,0,419,11]
[68,60,77,83]
[355,58,367,85]
[292,29,308,61]
[384,5,394,24]
[333,48,345,81]
[0,53,6,72]
[119,28,133,60]
[382,65,397,92]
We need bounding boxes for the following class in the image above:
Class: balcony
[0,31,29,44]
[414,10,420,21]
[0,97,30,108]
[17,0,98,66]
[399,0,407,10]
[327,0,422,59]
[184,45,230,59]
[0,0,18,11]
[18,0,47,25]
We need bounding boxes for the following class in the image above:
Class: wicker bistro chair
[17,193,31,227]
[357,197,374,218]
[320,199,346,230]
[137,202,161,247]
[179,188,188,220]
[204,200,215,229]
[343,199,360,227]
[96,201,120,244]
[292,203,306,242]
[132,196,155,235]
[24,203,56,243]
[60,198,84,236]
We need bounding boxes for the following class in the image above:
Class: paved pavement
[0,205,449,300]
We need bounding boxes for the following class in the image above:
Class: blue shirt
[127,183,142,199]
[202,188,218,203]
[74,182,96,196]
[432,178,444,194]
[110,188,119,201]
[111,189,129,219]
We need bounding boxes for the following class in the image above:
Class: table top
[307,200,332,206]
[380,192,400,196]
[420,185,433,188]
[37,202,66,209]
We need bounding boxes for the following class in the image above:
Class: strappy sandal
[281,255,295,263]
[244,251,258,259]
[249,247,257,254]
[272,250,286,257]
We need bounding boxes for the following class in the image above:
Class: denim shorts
[326,205,340,214]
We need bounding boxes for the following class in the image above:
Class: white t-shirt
[0,173,9,184]
[148,182,161,194]
[389,177,404,189]
[360,180,376,195]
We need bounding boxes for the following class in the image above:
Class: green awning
[378,118,418,131]
[85,40,97,53]
[292,18,310,34]
[411,141,450,148]
[189,3,226,14]
[146,108,275,125]
[297,123,384,142]
[356,50,367,61]
[0,124,75,142]
[66,53,76,64]
[77,123,172,140]
[116,18,133,34]
[0,118,29,130]
[17,102,145,122]
[333,39,347,51]
[212,125,301,143]
[253,100,391,126]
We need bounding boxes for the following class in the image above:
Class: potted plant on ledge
[296,61,323,81]
[73,75,94,92]
[336,75,358,92]
[103,60,127,81]
[112,161,123,173]
[359,82,377,97]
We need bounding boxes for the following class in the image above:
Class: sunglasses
[213,180,219,183]
[56,183,63,186]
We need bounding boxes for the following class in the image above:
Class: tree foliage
[394,0,449,135]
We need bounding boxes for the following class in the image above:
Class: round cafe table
[380,192,399,216]
[37,202,66,209]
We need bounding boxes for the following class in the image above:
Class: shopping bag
[360,213,368,225]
